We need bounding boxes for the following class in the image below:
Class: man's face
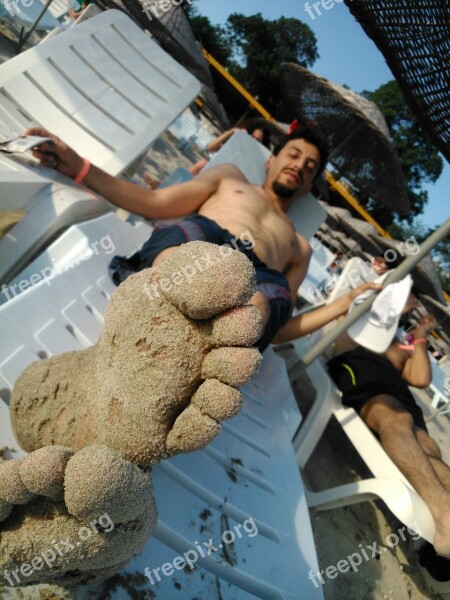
[266,139,321,200]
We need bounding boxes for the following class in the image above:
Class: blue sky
[195,0,449,230]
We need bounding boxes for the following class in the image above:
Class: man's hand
[25,128,84,179]
[411,314,436,338]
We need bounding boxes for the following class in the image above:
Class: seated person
[327,307,450,571]
[28,124,326,351]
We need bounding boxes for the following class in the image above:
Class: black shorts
[109,215,293,351]
[327,346,427,432]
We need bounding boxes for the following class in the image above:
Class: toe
[208,305,263,347]
[191,379,243,420]
[0,458,36,505]
[166,405,221,454]
[157,241,257,319]
[202,347,262,387]
[64,445,155,524]
[20,446,73,501]
[166,379,244,455]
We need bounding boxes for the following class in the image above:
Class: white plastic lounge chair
[0,10,201,176]
[288,259,437,545]
[429,363,450,409]
[44,0,77,20]
[0,211,324,599]
[168,109,204,150]
[0,9,201,285]
[310,237,334,267]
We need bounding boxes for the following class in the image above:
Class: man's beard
[272,180,299,200]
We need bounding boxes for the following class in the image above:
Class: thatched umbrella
[337,217,385,257]
[322,205,353,227]
[280,64,410,216]
[344,0,450,162]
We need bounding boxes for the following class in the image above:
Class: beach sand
[1,19,449,600]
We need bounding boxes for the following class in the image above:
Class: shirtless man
[27,125,329,349]
[328,311,450,563]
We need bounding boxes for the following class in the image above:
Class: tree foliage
[186,11,318,118]
[225,13,318,115]
[363,81,443,221]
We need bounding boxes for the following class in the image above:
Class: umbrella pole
[299,218,450,367]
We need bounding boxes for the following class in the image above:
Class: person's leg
[416,428,450,492]
[360,394,450,557]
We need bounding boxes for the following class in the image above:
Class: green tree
[363,81,443,221]
[188,15,233,65]
[225,13,318,117]
[184,10,318,119]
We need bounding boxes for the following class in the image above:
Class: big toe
[157,241,257,319]
[0,445,156,586]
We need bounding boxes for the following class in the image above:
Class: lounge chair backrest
[0,10,201,176]
[0,10,201,284]
[45,0,77,20]
[325,256,375,303]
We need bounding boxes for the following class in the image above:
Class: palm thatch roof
[280,64,410,215]
[344,0,450,162]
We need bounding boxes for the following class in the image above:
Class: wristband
[74,158,91,183]
[397,338,427,351]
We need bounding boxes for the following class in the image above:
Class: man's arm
[401,315,435,387]
[26,127,245,220]
[273,282,380,344]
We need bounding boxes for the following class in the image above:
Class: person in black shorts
[328,312,450,568]
[327,344,428,432]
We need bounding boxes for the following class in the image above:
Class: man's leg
[360,394,450,557]
[416,428,450,492]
